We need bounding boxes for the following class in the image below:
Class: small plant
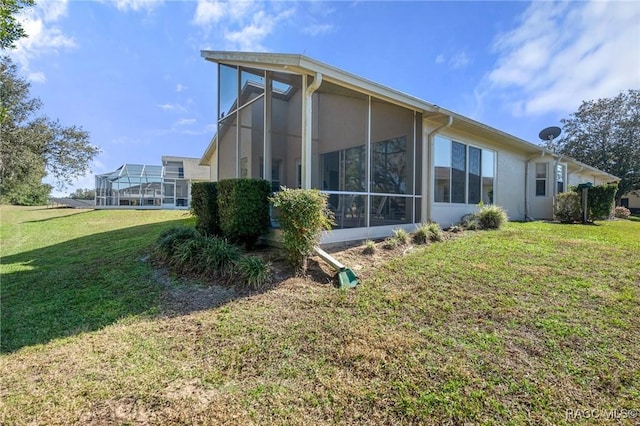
[475,203,508,229]
[614,206,631,219]
[460,213,479,230]
[448,225,464,233]
[392,228,410,244]
[169,235,211,273]
[413,222,442,244]
[154,226,200,261]
[234,256,272,290]
[382,237,399,250]
[201,236,241,278]
[362,239,376,255]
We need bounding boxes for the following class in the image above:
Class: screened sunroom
[209,54,423,240]
[95,163,190,208]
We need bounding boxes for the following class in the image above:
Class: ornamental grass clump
[475,203,508,229]
[270,188,334,275]
[154,226,200,262]
[413,222,443,244]
[362,239,376,255]
[234,256,272,290]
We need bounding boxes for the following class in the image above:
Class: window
[556,164,566,194]
[434,137,495,205]
[451,142,466,203]
[468,146,481,204]
[434,136,451,203]
[535,163,547,196]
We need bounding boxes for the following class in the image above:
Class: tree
[0,0,34,49]
[1,56,100,205]
[69,188,95,200]
[549,89,640,203]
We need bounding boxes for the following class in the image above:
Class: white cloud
[302,23,333,36]
[176,83,186,92]
[487,0,640,116]
[28,71,46,83]
[11,0,76,81]
[193,0,228,25]
[175,118,197,126]
[192,0,295,52]
[435,51,470,69]
[112,0,163,12]
[157,103,187,112]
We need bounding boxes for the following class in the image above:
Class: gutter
[425,115,453,222]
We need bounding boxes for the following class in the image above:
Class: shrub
[413,222,443,244]
[155,226,200,261]
[190,182,220,236]
[554,192,582,223]
[476,204,508,229]
[362,239,376,255]
[270,187,334,275]
[584,183,617,220]
[460,213,480,230]
[170,235,211,273]
[217,178,271,249]
[200,236,241,278]
[234,256,271,290]
[614,206,631,219]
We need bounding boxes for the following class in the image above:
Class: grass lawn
[1,205,638,424]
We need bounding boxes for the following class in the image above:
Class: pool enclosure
[95,162,191,208]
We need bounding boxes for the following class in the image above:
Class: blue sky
[10,0,640,196]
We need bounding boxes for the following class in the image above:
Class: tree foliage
[1,56,100,204]
[0,0,34,50]
[549,89,640,201]
[69,188,95,200]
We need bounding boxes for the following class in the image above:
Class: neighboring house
[198,51,618,244]
[95,156,209,209]
[621,191,640,213]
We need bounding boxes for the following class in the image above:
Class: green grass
[1,206,639,425]
[1,206,192,352]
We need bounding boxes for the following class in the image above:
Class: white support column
[422,125,430,223]
[264,71,272,184]
[301,73,322,189]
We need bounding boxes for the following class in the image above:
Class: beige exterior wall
[162,156,210,181]
[622,191,640,209]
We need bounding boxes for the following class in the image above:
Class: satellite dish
[539,126,561,141]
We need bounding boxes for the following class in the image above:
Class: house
[198,51,618,243]
[95,156,209,209]
[621,191,640,213]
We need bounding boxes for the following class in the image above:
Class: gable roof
[200,51,619,182]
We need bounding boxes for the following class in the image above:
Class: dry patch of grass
[1,206,639,424]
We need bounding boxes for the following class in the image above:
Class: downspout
[525,150,545,221]
[425,115,453,222]
[301,72,323,189]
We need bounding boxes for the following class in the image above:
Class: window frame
[433,137,496,205]
[535,162,547,197]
